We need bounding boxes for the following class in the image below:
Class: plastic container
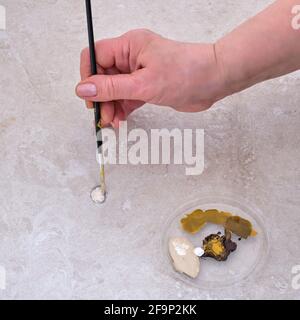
[162,195,269,289]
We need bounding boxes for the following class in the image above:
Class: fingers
[80,29,156,82]
[76,70,148,102]
[111,103,126,129]
[80,48,90,81]
[87,100,144,129]
[80,36,129,82]
[121,99,145,115]
[84,66,120,108]
[101,101,115,127]
[86,101,93,109]
[86,101,116,127]
[111,100,145,128]
[80,48,105,81]
[78,29,156,127]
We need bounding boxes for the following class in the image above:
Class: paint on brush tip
[91,186,106,204]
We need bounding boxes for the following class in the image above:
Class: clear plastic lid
[162,195,269,289]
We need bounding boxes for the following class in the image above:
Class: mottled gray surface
[0,0,300,300]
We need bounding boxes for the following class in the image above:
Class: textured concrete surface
[0,0,300,300]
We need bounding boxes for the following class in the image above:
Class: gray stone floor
[0,0,300,299]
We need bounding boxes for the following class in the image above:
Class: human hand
[76,29,228,128]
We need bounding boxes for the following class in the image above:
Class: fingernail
[77,83,97,97]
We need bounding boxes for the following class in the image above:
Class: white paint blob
[169,237,200,278]
[91,186,106,204]
[175,243,190,256]
[194,247,205,257]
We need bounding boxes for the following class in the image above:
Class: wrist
[203,42,234,102]
[189,42,232,104]
[213,39,244,97]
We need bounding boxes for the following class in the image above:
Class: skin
[76,0,300,128]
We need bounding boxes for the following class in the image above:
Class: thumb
[76,71,147,102]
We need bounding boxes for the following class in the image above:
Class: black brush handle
[85,0,102,150]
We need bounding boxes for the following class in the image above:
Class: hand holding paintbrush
[85,0,106,203]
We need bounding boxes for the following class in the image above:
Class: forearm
[77,1,300,120]
[216,0,300,95]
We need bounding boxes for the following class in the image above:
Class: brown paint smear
[181,209,257,239]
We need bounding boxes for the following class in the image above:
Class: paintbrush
[85,0,106,203]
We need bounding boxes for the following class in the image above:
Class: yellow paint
[99,164,106,196]
[181,209,232,234]
[203,236,226,259]
[181,209,257,238]
[210,239,224,255]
